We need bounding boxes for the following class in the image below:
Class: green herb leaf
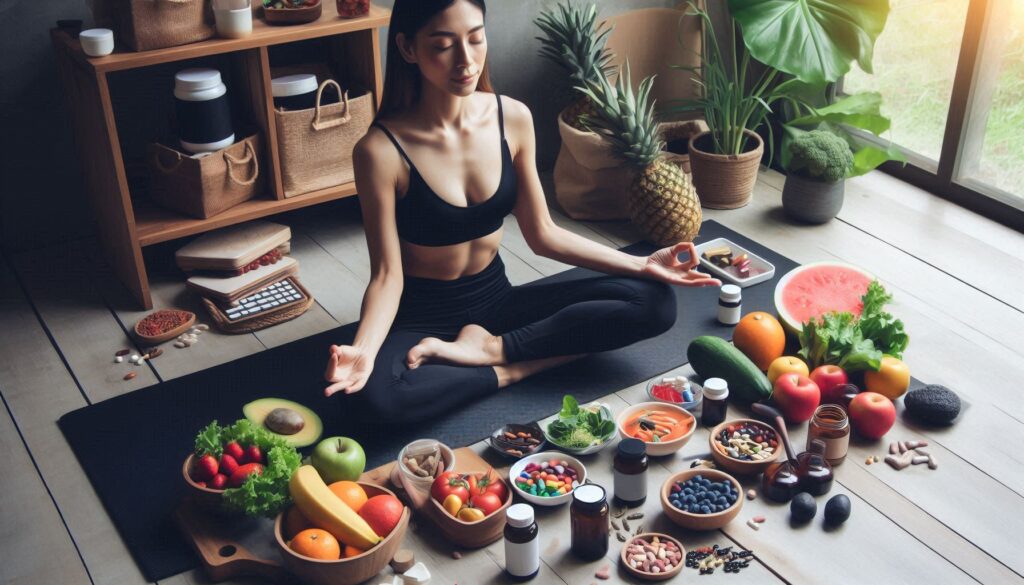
[194,421,223,458]
[559,395,580,419]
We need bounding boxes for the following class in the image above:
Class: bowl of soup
[616,402,696,456]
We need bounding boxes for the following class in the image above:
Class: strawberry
[224,441,245,461]
[194,454,219,482]
[219,454,239,478]
[229,463,264,488]
[209,473,228,490]
[243,445,263,465]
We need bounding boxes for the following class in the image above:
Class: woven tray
[201,277,314,334]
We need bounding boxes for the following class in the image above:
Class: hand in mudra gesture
[642,242,722,288]
[324,344,374,397]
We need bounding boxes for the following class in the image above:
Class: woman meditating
[324,0,719,423]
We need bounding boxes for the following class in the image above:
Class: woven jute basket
[98,0,215,51]
[660,118,709,175]
[275,80,374,197]
[687,130,764,209]
[202,277,314,333]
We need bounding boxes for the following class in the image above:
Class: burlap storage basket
[275,80,375,198]
[148,134,262,219]
[554,110,709,221]
[92,0,215,51]
[688,130,764,210]
[553,108,633,221]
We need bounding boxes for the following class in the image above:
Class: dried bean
[123,372,137,381]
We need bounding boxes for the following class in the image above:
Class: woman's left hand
[642,242,722,288]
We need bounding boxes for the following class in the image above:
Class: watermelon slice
[774,262,875,333]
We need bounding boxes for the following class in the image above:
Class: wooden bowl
[182,453,233,515]
[616,402,696,457]
[424,475,512,548]
[274,483,410,585]
[620,533,685,581]
[264,0,322,25]
[660,469,743,531]
[708,418,782,475]
[135,309,196,344]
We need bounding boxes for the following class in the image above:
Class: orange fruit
[733,312,786,371]
[328,480,368,513]
[282,506,313,541]
[289,528,341,560]
[343,544,365,558]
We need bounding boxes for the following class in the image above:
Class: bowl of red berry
[646,376,702,412]
[135,308,196,344]
[336,0,369,18]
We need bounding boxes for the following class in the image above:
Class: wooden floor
[2,168,1022,585]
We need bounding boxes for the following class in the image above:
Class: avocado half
[242,398,323,447]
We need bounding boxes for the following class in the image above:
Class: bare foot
[406,324,505,369]
[493,354,585,388]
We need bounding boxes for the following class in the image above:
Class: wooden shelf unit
[51,3,388,309]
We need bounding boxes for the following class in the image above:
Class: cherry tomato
[430,471,469,503]
[470,491,504,516]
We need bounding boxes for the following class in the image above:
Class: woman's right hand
[324,344,374,397]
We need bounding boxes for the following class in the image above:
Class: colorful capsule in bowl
[515,458,580,498]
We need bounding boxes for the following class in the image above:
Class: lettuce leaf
[798,281,908,372]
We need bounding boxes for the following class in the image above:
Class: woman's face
[398,0,487,97]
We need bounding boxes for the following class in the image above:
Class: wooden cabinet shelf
[52,4,388,309]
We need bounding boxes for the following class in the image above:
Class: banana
[289,465,381,549]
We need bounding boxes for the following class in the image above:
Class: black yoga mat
[60,221,798,581]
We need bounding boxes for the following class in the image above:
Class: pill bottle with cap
[570,484,609,561]
[504,503,539,580]
[718,284,742,325]
[174,68,235,154]
[613,438,648,507]
[701,377,729,427]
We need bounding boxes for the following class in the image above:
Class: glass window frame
[836,0,1024,231]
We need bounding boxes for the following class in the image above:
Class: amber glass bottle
[613,439,648,507]
[570,484,609,561]
[807,404,850,465]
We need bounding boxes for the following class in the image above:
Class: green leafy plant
[546,395,616,450]
[193,419,302,518]
[785,130,854,182]
[798,281,909,372]
[669,0,905,174]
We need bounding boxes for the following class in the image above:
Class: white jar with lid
[174,68,235,154]
[80,28,115,57]
[717,284,742,326]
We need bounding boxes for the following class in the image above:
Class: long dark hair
[375,0,493,121]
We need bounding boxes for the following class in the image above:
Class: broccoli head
[787,130,854,183]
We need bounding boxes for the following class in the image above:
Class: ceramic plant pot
[782,173,845,224]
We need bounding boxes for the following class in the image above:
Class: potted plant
[781,130,853,223]
[670,1,903,210]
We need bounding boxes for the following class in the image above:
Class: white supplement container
[80,28,114,57]
[174,69,235,154]
[717,284,742,326]
[213,0,253,38]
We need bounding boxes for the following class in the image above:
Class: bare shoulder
[497,95,534,131]
[353,125,403,195]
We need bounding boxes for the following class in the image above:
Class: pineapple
[577,64,703,245]
[534,2,614,131]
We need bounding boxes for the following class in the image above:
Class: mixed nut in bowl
[488,422,545,459]
[708,418,781,475]
[395,439,455,494]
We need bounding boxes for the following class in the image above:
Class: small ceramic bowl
[620,533,686,581]
[264,0,323,25]
[616,402,697,457]
[708,418,782,475]
[508,451,587,507]
[488,422,546,459]
[661,469,744,531]
[645,376,703,412]
[541,401,616,456]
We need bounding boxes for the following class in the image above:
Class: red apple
[848,392,896,440]
[358,495,404,537]
[810,365,849,404]
[772,373,821,423]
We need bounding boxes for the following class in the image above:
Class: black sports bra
[373,93,518,247]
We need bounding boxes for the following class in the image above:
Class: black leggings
[356,254,676,423]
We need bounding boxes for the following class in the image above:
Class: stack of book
[176,221,314,332]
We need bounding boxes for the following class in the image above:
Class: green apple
[311,436,366,483]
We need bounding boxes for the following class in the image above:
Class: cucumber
[687,336,772,403]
